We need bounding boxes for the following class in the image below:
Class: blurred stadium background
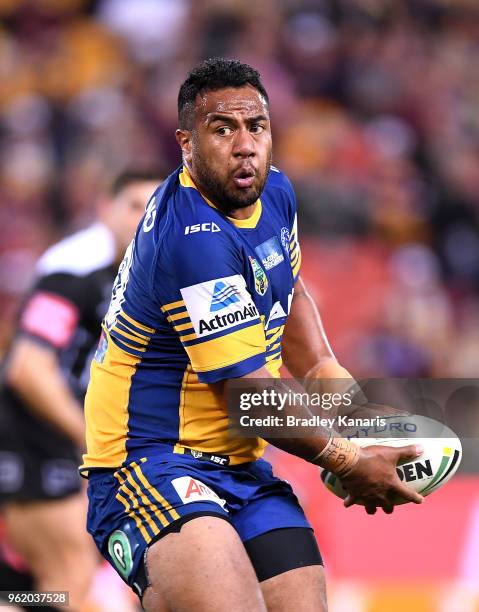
[0,0,478,610]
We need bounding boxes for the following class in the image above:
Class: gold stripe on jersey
[292,249,302,277]
[265,320,284,377]
[120,310,156,334]
[177,365,189,450]
[289,214,301,277]
[161,299,186,313]
[175,322,194,332]
[168,310,189,323]
[185,322,265,373]
[133,459,180,521]
[161,306,200,341]
[169,316,199,342]
[111,337,147,354]
[114,489,152,543]
[266,324,282,337]
[82,331,141,470]
[116,316,153,342]
[265,324,284,378]
[174,365,268,464]
[267,340,281,354]
[266,325,284,346]
[178,330,198,342]
[111,325,149,347]
[265,356,282,377]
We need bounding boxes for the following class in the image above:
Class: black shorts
[0,389,81,503]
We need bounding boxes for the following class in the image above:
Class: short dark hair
[110,169,164,197]
[178,58,269,129]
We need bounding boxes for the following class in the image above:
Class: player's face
[179,85,272,215]
[111,180,160,253]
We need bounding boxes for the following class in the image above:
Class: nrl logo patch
[248,256,268,296]
[108,530,133,579]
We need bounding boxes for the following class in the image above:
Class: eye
[250,123,265,134]
[217,126,234,136]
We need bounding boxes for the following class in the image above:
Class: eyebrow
[206,113,269,125]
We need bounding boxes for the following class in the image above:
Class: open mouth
[232,167,255,189]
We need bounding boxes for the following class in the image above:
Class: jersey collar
[179,165,262,229]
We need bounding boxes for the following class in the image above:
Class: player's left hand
[340,443,424,514]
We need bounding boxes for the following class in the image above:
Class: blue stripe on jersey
[198,351,266,384]
[125,364,187,456]
[165,305,189,317]
[266,347,282,362]
[266,337,282,353]
[168,315,191,327]
[113,322,149,348]
[109,335,146,358]
[117,313,155,338]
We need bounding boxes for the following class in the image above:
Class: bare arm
[5,337,86,449]
[282,276,335,377]
[282,276,354,390]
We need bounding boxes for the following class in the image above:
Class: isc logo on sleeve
[172,476,227,509]
[184,222,221,235]
[180,274,259,337]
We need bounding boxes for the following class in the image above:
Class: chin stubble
[194,157,271,215]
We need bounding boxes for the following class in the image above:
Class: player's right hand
[340,444,424,514]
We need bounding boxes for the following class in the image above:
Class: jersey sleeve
[270,167,302,282]
[281,172,301,282]
[155,230,266,383]
[289,211,301,282]
[17,274,82,350]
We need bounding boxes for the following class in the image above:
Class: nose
[232,127,255,158]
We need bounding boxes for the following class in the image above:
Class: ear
[176,129,192,164]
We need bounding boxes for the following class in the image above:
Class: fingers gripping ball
[320,416,462,505]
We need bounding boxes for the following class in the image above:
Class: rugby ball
[320,415,462,505]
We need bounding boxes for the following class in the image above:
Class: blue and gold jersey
[81,165,301,472]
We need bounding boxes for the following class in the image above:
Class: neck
[225,202,258,220]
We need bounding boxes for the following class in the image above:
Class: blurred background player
[0,169,163,609]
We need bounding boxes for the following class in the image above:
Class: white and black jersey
[0,223,118,501]
[15,222,118,399]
